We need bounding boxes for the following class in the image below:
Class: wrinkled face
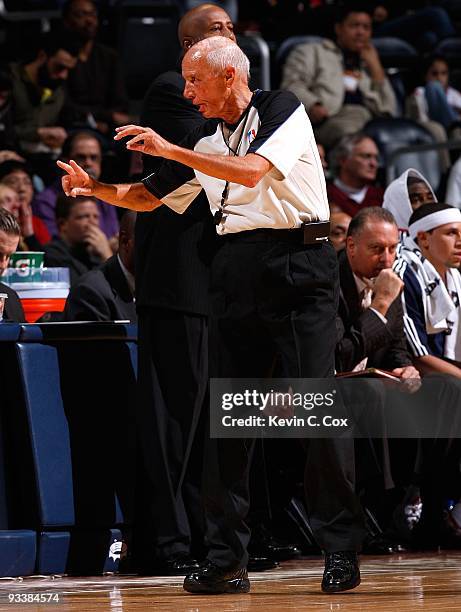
[70,137,102,179]
[46,49,78,82]
[64,0,98,40]
[0,229,19,275]
[347,220,399,279]
[0,185,20,217]
[61,200,100,245]
[1,170,33,207]
[182,52,230,118]
[408,180,436,211]
[426,59,449,90]
[180,7,235,51]
[335,12,372,53]
[341,138,379,183]
[419,223,461,270]
[330,211,351,251]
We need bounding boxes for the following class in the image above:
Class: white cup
[0,293,8,322]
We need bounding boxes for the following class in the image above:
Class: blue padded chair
[237,33,271,91]
[13,323,137,574]
[364,118,442,190]
[0,323,36,577]
[435,37,461,67]
[371,37,418,69]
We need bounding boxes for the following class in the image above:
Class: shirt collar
[117,254,135,297]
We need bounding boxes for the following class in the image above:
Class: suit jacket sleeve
[336,295,411,372]
[64,282,111,322]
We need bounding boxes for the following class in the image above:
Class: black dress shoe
[183,560,250,594]
[249,525,301,561]
[248,555,279,571]
[362,535,406,555]
[321,551,361,593]
[139,554,201,576]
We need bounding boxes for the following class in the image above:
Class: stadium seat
[274,35,324,88]
[117,1,181,100]
[364,118,442,190]
[371,37,418,69]
[435,37,461,67]
[237,33,271,91]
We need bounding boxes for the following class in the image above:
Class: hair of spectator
[62,0,96,19]
[335,1,373,23]
[422,53,450,76]
[329,132,373,175]
[198,40,250,80]
[347,206,397,238]
[62,130,103,160]
[39,29,83,58]
[0,207,21,237]
[56,194,98,221]
[408,202,454,228]
[0,160,33,182]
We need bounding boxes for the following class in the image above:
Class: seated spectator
[0,208,26,322]
[446,155,461,208]
[281,2,396,148]
[0,160,50,249]
[0,66,20,156]
[336,206,418,378]
[62,0,130,135]
[329,204,351,252]
[407,54,461,133]
[44,194,112,286]
[383,169,437,237]
[327,133,384,217]
[33,130,119,241]
[401,203,461,378]
[9,29,82,155]
[64,210,136,321]
[372,4,455,54]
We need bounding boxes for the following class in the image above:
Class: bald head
[178,3,235,51]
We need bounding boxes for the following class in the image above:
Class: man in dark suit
[64,210,136,322]
[336,206,418,376]
[0,208,25,322]
[335,206,420,551]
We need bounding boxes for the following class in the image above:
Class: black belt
[220,221,330,245]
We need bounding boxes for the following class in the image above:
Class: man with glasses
[33,130,119,242]
[327,132,384,217]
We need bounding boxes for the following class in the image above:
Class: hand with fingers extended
[56,159,95,197]
[114,124,174,158]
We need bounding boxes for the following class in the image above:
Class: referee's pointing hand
[56,159,94,198]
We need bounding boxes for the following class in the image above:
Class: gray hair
[329,132,374,176]
[206,43,250,80]
[347,206,397,238]
[0,207,20,236]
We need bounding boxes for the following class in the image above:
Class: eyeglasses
[354,153,379,161]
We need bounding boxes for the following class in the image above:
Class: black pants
[205,236,367,568]
[133,307,208,563]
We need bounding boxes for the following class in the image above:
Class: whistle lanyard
[214,97,255,226]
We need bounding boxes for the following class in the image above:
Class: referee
[57,36,366,595]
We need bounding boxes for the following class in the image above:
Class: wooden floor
[1,552,461,611]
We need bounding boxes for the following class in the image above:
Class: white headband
[409,208,461,239]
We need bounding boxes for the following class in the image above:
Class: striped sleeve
[248,91,312,178]
[402,268,430,357]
